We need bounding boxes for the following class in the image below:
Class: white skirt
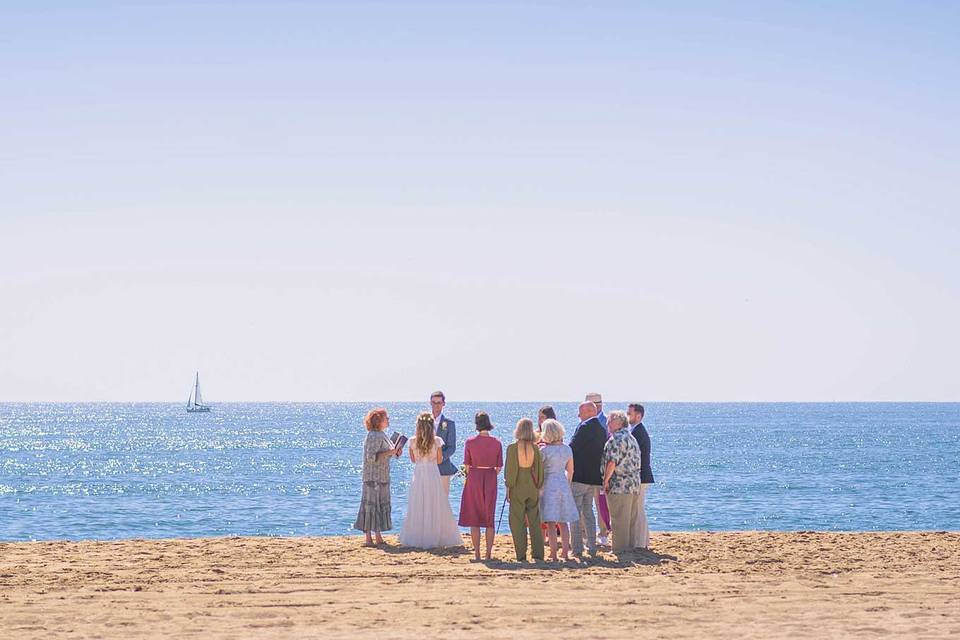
[400,458,462,548]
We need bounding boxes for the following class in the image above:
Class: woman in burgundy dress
[458,412,503,561]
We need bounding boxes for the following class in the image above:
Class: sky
[1,1,958,402]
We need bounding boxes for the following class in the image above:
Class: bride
[399,411,463,548]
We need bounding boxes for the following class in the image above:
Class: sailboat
[186,372,212,413]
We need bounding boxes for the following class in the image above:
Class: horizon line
[1,399,958,405]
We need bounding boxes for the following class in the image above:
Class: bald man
[585,392,610,544]
[569,401,607,560]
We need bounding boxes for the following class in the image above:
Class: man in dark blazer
[430,390,457,495]
[569,401,607,559]
[628,403,654,549]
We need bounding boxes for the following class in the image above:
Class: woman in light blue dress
[538,419,579,562]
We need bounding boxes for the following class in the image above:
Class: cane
[495,493,508,535]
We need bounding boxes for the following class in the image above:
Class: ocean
[0,402,957,541]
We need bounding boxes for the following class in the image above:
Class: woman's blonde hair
[540,418,565,444]
[413,411,436,457]
[514,417,536,443]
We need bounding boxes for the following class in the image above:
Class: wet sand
[1,532,958,638]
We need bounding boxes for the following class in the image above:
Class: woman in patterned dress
[538,419,579,562]
[354,408,399,546]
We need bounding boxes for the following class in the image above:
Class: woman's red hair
[364,408,388,431]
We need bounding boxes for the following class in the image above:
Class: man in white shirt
[430,390,457,496]
[628,403,655,549]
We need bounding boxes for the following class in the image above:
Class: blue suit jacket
[435,415,457,476]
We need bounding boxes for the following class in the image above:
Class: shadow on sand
[480,547,678,571]
[377,543,474,559]
[375,542,676,570]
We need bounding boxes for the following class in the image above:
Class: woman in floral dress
[539,419,579,561]
[354,408,399,546]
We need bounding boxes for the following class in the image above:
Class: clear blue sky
[1,1,958,401]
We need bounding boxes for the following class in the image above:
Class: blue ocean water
[0,402,957,541]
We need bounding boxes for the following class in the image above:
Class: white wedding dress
[399,436,463,548]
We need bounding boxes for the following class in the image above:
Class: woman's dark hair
[475,411,493,432]
[538,405,556,420]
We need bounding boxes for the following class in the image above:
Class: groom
[430,390,457,495]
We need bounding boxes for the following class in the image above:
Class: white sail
[186,372,211,412]
[194,373,204,406]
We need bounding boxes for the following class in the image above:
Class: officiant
[354,408,399,546]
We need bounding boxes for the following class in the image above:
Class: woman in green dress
[504,417,544,562]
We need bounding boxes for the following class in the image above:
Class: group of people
[354,391,654,562]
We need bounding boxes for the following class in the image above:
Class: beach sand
[1,532,958,638]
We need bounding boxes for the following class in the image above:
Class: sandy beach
[1,532,957,639]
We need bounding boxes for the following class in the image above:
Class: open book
[390,432,408,455]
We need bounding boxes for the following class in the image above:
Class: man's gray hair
[608,410,629,429]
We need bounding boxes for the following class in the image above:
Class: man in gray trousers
[569,401,607,559]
